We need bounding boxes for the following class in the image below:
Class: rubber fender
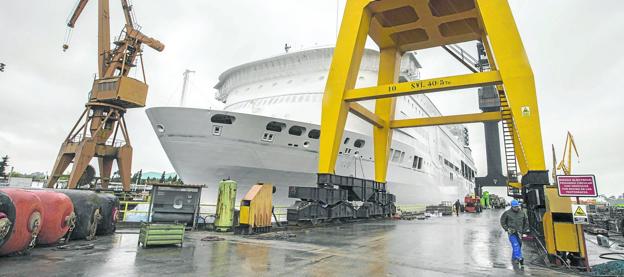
[29,190,75,245]
[0,188,44,256]
[55,190,102,240]
[94,193,119,235]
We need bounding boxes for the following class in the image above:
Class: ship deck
[0,209,612,276]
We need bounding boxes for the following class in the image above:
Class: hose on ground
[599,252,624,261]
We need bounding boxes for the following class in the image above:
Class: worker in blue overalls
[500,199,529,268]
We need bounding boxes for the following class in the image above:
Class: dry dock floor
[1,209,613,276]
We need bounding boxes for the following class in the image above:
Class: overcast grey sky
[1,1,622,196]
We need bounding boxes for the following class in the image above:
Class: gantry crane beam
[318,0,585,266]
[343,71,502,101]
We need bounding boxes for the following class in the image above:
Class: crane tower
[48,0,164,191]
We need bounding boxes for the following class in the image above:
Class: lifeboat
[95,193,119,235]
[0,188,43,256]
[29,190,75,245]
[55,190,102,240]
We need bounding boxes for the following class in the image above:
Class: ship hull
[147,107,469,206]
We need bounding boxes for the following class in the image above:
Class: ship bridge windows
[288,125,306,136]
[412,155,423,169]
[308,129,320,139]
[390,148,405,163]
[461,161,475,181]
[211,114,236,124]
[354,139,365,148]
[266,121,286,132]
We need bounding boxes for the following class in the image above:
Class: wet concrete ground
[0,209,594,276]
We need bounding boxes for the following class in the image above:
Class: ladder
[499,91,518,183]
[441,44,479,73]
[500,90,523,198]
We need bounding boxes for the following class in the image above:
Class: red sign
[557,175,597,197]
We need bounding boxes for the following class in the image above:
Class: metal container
[149,184,202,228]
[56,190,102,240]
[29,190,75,245]
[138,223,184,248]
[0,188,43,255]
[214,180,237,232]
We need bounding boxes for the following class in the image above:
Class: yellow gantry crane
[48,0,164,191]
[318,0,586,267]
[551,131,580,182]
[557,131,580,175]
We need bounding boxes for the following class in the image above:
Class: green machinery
[138,222,185,248]
[214,180,237,232]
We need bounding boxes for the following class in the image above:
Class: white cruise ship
[146,47,477,206]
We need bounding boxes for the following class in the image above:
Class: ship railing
[198,204,290,223]
[118,200,150,222]
[116,201,291,223]
[117,201,427,223]
[68,133,126,147]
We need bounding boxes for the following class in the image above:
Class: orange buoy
[29,190,75,245]
[0,188,43,256]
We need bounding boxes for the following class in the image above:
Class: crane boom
[120,0,134,28]
[67,0,89,28]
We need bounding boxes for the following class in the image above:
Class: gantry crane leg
[48,148,75,188]
[66,140,97,188]
[98,156,114,189]
[476,0,545,174]
[317,0,372,175]
[116,145,133,191]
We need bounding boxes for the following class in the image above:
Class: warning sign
[557,175,598,197]
[574,206,586,217]
[521,106,531,117]
[572,204,589,224]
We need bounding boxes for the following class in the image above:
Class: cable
[359,155,365,180]
[599,253,624,261]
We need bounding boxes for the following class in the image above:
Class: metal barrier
[118,201,425,223]
[396,204,426,213]
[198,204,289,222]
[119,200,150,222]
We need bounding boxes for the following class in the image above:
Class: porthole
[266,121,286,132]
[156,124,165,133]
[354,139,365,148]
[308,129,320,139]
[211,114,236,124]
[303,141,310,148]
[289,125,306,136]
